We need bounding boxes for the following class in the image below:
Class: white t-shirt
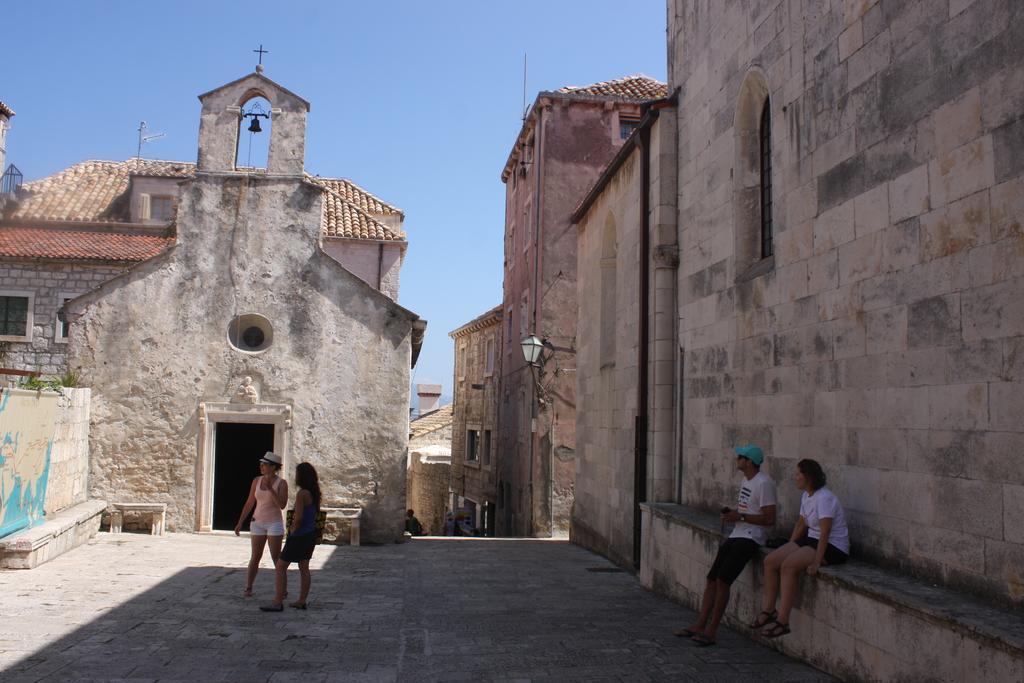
[800,487,850,555]
[729,471,778,546]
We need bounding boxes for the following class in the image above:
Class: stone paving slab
[0,533,834,682]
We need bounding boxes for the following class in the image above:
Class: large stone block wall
[68,173,416,543]
[641,504,1023,682]
[670,0,1024,604]
[407,453,450,536]
[44,387,90,515]
[574,149,643,568]
[0,262,124,375]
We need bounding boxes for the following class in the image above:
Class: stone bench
[108,502,166,536]
[640,502,1024,681]
[0,499,106,569]
[321,507,362,546]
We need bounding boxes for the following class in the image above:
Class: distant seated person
[405,509,424,536]
[673,444,777,647]
[755,458,850,639]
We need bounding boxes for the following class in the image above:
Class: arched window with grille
[759,101,773,259]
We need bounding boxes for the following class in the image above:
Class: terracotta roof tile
[0,101,14,118]
[8,159,193,223]
[307,177,406,242]
[410,404,453,439]
[555,75,668,101]
[4,159,406,245]
[307,176,403,217]
[0,226,172,262]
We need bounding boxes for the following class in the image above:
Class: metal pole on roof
[136,121,165,160]
[522,53,528,123]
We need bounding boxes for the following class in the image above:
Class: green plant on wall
[20,371,79,392]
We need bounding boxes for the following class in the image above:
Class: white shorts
[250,520,285,537]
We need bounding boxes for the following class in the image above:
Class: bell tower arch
[196,69,310,176]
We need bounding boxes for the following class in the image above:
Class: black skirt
[280,531,316,563]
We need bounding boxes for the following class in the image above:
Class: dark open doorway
[212,422,274,531]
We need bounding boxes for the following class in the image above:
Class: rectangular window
[150,196,175,221]
[55,293,77,343]
[466,429,479,462]
[519,291,529,338]
[484,337,495,376]
[619,119,640,139]
[458,344,467,381]
[522,202,532,254]
[0,292,32,341]
[506,309,513,350]
[483,430,492,466]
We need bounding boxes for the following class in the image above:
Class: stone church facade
[4,70,424,542]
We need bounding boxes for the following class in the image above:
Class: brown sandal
[749,609,776,628]
[762,621,791,638]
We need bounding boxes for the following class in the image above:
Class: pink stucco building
[496,76,667,537]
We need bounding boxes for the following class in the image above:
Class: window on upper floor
[759,101,774,259]
[55,293,78,343]
[483,429,492,467]
[484,337,495,377]
[150,195,176,221]
[619,118,640,139]
[0,292,32,341]
[466,429,480,462]
[458,344,467,381]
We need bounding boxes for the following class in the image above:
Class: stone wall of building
[407,451,450,536]
[574,149,643,568]
[669,0,1024,604]
[451,308,501,532]
[67,171,417,542]
[499,98,640,538]
[44,387,90,515]
[321,240,404,302]
[0,261,124,376]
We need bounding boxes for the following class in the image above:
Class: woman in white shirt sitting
[754,458,850,638]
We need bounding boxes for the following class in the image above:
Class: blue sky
[3,1,666,401]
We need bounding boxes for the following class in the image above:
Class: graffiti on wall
[0,389,60,539]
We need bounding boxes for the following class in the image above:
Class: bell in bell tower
[195,50,310,176]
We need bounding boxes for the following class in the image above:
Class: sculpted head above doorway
[233,376,260,404]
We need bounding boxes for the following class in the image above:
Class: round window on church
[228,314,273,353]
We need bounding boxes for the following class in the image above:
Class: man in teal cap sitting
[673,444,777,646]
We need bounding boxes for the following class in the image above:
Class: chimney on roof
[416,384,442,416]
[0,101,15,209]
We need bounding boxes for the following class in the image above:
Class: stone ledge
[641,502,1024,680]
[0,499,106,569]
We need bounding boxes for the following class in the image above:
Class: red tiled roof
[0,227,172,262]
[6,159,406,242]
[8,159,193,223]
[555,75,668,101]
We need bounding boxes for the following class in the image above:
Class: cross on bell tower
[253,44,268,74]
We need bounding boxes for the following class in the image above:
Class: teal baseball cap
[733,444,764,466]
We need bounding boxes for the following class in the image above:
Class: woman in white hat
[234,451,289,597]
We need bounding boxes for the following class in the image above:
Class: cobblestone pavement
[0,533,833,682]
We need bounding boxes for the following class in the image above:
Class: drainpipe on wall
[634,115,652,570]
[377,243,385,292]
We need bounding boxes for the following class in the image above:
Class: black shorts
[707,537,760,585]
[795,536,849,565]
[280,531,316,563]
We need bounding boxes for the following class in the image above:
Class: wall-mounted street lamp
[520,334,546,367]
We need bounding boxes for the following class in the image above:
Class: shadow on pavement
[1,536,834,682]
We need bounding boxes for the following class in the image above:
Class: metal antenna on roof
[521,53,529,123]
[136,121,166,160]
